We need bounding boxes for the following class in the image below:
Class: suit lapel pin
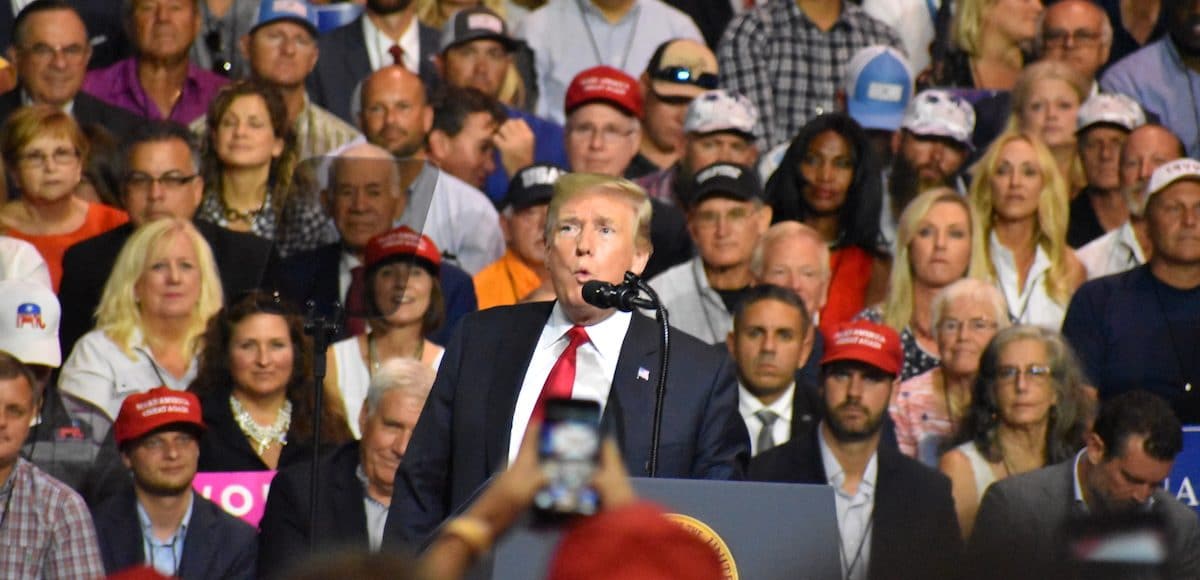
[637,367,650,381]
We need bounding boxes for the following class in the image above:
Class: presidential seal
[665,513,738,580]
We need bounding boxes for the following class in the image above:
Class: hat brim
[443,34,518,55]
[251,16,318,38]
[566,97,639,119]
[819,351,900,377]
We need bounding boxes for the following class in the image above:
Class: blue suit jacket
[383,301,750,546]
[308,15,441,124]
[90,487,257,580]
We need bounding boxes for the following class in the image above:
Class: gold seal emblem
[664,513,738,580]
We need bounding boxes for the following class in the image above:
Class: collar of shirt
[738,381,796,424]
[20,89,75,115]
[817,422,879,498]
[1115,221,1146,264]
[541,300,631,367]
[988,230,1053,316]
[362,12,420,73]
[136,491,195,548]
[339,249,363,301]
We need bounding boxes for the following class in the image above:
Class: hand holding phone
[534,398,602,517]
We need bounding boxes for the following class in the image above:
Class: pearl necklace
[229,395,292,456]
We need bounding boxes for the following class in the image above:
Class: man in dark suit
[0,1,140,136]
[750,319,962,580]
[727,284,820,456]
[270,142,477,345]
[57,121,272,357]
[384,172,750,547]
[0,0,128,73]
[258,358,433,578]
[92,387,256,579]
[307,0,440,124]
[969,390,1200,580]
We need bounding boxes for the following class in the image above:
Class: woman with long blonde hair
[1008,60,1089,196]
[59,218,224,419]
[969,131,1085,329]
[926,0,1043,90]
[860,188,988,380]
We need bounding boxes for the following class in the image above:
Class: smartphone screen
[534,398,602,517]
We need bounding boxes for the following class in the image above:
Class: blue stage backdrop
[1165,427,1200,512]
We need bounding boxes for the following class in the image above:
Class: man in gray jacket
[969,390,1200,580]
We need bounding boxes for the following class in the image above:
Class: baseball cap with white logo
[1146,158,1200,201]
[0,279,61,367]
[843,46,914,132]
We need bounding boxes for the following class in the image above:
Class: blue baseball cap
[251,0,319,37]
[843,46,914,132]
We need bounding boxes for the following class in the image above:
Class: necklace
[229,395,291,456]
[367,332,425,375]
[1149,275,1198,393]
[220,190,269,224]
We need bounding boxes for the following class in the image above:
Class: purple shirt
[82,58,228,125]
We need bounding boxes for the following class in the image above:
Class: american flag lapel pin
[637,367,650,381]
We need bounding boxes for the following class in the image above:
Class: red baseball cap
[364,226,441,274]
[564,65,643,118]
[114,386,206,447]
[820,320,903,376]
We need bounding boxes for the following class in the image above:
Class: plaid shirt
[718,0,903,148]
[0,458,105,579]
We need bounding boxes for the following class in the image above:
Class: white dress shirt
[819,425,879,580]
[1077,222,1146,280]
[339,250,361,301]
[362,11,420,74]
[397,163,505,275]
[507,302,632,463]
[989,231,1066,329]
[738,382,794,456]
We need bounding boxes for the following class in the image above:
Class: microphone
[582,278,655,312]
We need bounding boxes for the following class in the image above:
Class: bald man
[356,65,504,275]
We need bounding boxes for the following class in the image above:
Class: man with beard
[1102,0,1200,158]
[968,391,1200,580]
[1067,93,1147,248]
[750,319,962,580]
[880,90,976,247]
[1077,123,1184,278]
[308,0,440,123]
[91,387,256,579]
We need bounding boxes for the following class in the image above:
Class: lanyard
[576,0,639,71]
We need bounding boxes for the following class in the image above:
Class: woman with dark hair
[194,79,336,258]
[766,113,891,333]
[939,324,1093,537]
[191,291,352,472]
[326,227,447,437]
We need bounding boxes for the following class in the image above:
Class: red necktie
[388,44,405,66]
[344,265,367,336]
[532,326,590,420]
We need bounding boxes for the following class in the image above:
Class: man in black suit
[271,142,477,345]
[57,121,272,357]
[750,319,962,580]
[92,387,256,579]
[0,1,140,137]
[307,0,440,124]
[384,172,750,547]
[727,284,821,457]
[258,358,433,578]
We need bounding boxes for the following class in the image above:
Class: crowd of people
[0,0,1198,577]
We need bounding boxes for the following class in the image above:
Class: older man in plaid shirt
[718,0,904,149]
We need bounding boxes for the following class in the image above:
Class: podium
[485,478,841,580]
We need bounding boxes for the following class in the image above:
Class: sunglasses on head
[651,66,719,90]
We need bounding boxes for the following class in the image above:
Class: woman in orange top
[0,105,127,291]
[766,113,891,335]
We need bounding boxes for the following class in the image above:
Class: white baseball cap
[900,89,976,149]
[0,236,51,288]
[0,278,61,367]
[1077,93,1146,133]
[1146,158,1200,200]
[684,89,759,139]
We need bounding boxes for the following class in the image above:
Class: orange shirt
[9,203,129,291]
[473,250,543,311]
[819,245,873,336]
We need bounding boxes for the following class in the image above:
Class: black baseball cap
[689,163,763,208]
[504,164,568,211]
[440,6,518,54]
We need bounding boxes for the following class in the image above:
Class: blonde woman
[59,219,224,419]
[1008,60,1089,196]
[927,0,1043,89]
[969,131,1086,329]
[859,188,987,380]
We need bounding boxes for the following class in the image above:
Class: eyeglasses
[566,122,637,143]
[16,147,80,169]
[996,364,1053,384]
[19,43,88,64]
[125,172,199,193]
[650,66,719,90]
[257,28,316,49]
[1043,29,1104,50]
[937,317,998,335]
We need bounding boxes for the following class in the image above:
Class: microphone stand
[303,300,341,553]
[625,272,670,478]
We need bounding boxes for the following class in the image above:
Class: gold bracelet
[440,516,493,556]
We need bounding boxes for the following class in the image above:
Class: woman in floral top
[195,80,336,257]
